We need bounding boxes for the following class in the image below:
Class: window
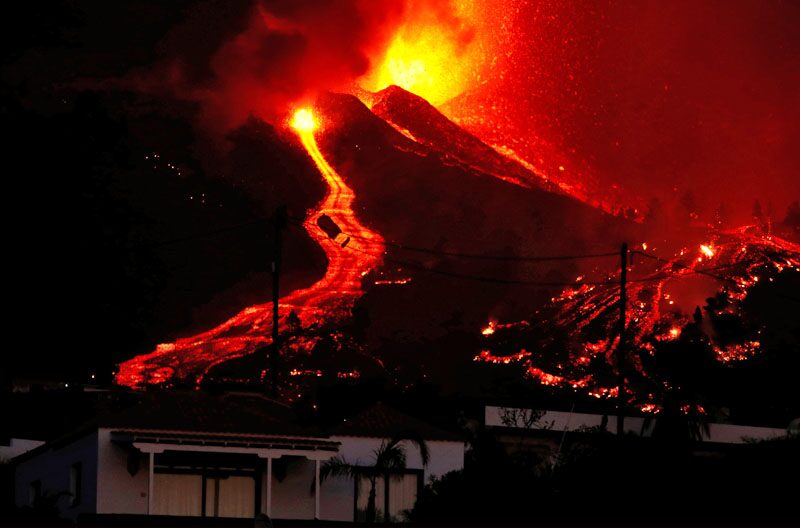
[388,473,419,521]
[204,475,256,518]
[356,475,386,522]
[153,474,203,517]
[29,480,42,507]
[152,471,256,518]
[69,462,82,507]
[356,471,420,523]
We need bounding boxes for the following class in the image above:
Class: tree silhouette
[317,432,429,523]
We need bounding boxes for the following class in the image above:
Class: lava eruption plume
[126,0,483,134]
[357,0,491,106]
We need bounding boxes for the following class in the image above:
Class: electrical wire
[343,243,615,286]
[631,250,742,284]
[287,216,620,263]
[129,217,270,250]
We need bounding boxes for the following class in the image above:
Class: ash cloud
[129,0,410,131]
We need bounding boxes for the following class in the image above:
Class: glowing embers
[714,341,761,363]
[372,266,413,286]
[480,319,530,336]
[474,349,532,365]
[639,403,660,414]
[526,367,592,389]
[373,278,412,286]
[654,325,683,342]
[473,228,800,406]
[588,387,619,399]
[289,368,323,377]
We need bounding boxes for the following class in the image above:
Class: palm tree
[318,432,430,523]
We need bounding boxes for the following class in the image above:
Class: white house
[13,393,464,523]
[485,405,793,446]
[1,438,45,462]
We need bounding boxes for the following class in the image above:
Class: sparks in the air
[359,0,489,106]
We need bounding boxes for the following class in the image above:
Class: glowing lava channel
[115,109,384,389]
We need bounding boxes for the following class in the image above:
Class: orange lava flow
[115,109,383,389]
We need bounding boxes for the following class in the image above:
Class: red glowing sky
[141,0,799,224]
[445,0,800,224]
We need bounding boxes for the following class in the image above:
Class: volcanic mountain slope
[116,84,800,408]
[205,90,643,387]
[474,224,800,420]
[295,90,642,358]
[317,88,637,263]
[366,86,545,190]
[118,85,642,389]
[306,87,799,414]
[368,85,618,217]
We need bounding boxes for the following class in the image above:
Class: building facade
[13,394,464,523]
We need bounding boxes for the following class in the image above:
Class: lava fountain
[115,108,384,389]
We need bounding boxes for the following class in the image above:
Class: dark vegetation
[411,430,800,526]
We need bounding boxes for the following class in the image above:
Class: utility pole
[269,205,288,397]
[616,242,628,439]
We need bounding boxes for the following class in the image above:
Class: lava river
[115,109,384,389]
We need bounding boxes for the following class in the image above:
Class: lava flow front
[115,108,384,389]
[474,225,800,408]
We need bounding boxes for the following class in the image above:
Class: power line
[287,216,619,263]
[129,217,270,250]
[348,242,763,288]
[344,243,619,287]
[631,250,742,283]
[286,216,764,287]
[347,231,619,262]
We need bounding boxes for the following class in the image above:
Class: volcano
[116,85,638,389]
[115,86,799,420]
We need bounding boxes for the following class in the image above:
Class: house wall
[704,423,786,444]
[14,432,98,520]
[14,430,464,521]
[317,436,465,522]
[319,474,353,521]
[331,436,465,482]
[485,406,790,444]
[485,406,656,435]
[268,457,315,520]
[95,428,149,515]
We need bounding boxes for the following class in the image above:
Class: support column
[147,452,154,515]
[314,459,321,520]
[266,457,273,518]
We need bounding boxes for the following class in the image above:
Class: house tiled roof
[12,391,330,464]
[97,391,317,438]
[330,402,463,442]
